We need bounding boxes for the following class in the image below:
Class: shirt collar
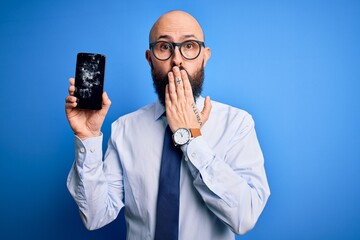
[154,100,165,121]
[153,96,205,121]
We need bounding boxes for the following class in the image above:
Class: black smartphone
[74,52,106,110]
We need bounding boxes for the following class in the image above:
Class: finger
[172,66,183,88]
[173,67,185,101]
[201,96,212,123]
[167,71,177,103]
[68,78,75,96]
[66,95,77,104]
[165,84,172,108]
[65,96,77,110]
[65,101,77,110]
[68,85,75,96]
[181,69,193,101]
[102,91,111,106]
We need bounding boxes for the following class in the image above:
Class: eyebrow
[183,34,197,39]
[157,35,171,40]
[157,34,198,41]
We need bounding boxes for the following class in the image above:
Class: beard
[151,63,204,107]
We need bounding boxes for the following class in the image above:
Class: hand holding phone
[65,53,111,139]
[74,53,106,110]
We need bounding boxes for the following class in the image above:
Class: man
[66,10,270,239]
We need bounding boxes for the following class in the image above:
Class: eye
[184,42,195,49]
[159,42,171,51]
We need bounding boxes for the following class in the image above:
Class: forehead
[150,12,204,42]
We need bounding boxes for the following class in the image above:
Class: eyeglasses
[149,40,205,61]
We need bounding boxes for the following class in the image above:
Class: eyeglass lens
[152,41,201,60]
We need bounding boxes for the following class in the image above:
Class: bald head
[149,10,204,43]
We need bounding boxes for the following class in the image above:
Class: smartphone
[74,53,106,110]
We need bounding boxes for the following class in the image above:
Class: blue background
[1,0,359,239]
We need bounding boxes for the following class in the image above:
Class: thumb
[201,96,212,123]
[100,91,111,116]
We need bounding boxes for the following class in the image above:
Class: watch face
[173,128,191,145]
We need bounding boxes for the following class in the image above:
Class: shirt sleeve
[183,114,270,235]
[66,134,125,230]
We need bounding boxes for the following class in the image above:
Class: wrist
[172,128,201,146]
[75,131,101,140]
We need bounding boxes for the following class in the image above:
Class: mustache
[178,65,186,71]
[150,63,188,82]
[151,64,204,107]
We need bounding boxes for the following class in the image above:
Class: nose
[171,46,183,67]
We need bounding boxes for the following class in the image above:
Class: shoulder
[206,99,256,134]
[111,102,157,129]
[210,99,253,121]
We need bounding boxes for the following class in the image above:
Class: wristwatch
[172,128,201,146]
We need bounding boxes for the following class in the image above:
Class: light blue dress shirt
[67,97,270,239]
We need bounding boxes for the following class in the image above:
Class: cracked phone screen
[74,53,106,110]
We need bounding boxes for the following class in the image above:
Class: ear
[145,50,153,67]
[203,47,211,67]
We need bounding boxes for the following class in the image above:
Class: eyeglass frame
[149,40,205,61]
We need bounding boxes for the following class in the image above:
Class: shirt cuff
[185,136,214,169]
[74,134,103,167]
[183,136,215,179]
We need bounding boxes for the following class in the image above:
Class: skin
[65,10,212,139]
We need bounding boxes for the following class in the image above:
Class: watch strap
[189,128,201,138]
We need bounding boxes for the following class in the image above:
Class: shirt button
[90,148,95,153]
[191,152,197,158]
[80,148,85,153]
